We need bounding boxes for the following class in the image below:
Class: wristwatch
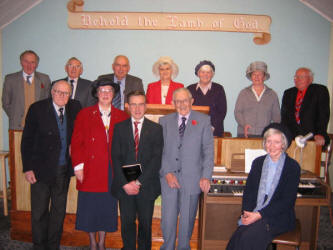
[135,180,141,186]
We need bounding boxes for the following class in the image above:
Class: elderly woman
[234,61,281,137]
[227,123,300,250]
[71,79,129,250]
[146,56,184,104]
[187,60,227,137]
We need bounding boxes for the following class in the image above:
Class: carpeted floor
[0,198,333,250]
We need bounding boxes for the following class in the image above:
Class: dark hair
[127,90,146,103]
[20,50,40,64]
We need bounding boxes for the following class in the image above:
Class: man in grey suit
[53,57,96,108]
[97,55,144,110]
[2,50,51,130]
[159,88,214,250]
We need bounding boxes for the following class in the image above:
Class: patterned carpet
[0,198,333,250]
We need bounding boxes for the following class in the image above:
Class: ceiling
[0,0,332,30]
[0,0,42,30]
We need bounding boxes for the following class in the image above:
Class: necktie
[70,80,74,98]
[134,121,140,159]
[295,91,304,124]
[26,75,31,84]
[112,81,121,109]
[179,117,186,138]
[59,107,64,124]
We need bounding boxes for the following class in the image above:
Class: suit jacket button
[176,158,178,161]
[91,155,95,159]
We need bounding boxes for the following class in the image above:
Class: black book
[122,164,142,182]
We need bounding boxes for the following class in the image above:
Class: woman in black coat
[227,123,300,250]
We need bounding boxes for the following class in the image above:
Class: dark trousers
[30,169,70,250]
[226,219,273,250]
[118,194,155,250]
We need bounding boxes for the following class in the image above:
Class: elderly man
[2,50,51,130]
[53,57,96,108]
[97,55,144,110]
[281,67,330,146]
[21,80,81,250]
[111,91,163,250]
[159,88,214,250]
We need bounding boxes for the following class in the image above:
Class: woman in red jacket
[146,56,184,104]
[71,79,129,250]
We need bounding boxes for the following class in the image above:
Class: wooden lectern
[9,104,209,249]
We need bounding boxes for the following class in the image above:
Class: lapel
[183,111,195,139]
[46,99,61,138]
[138,118,149,151]
[17,71,25,110]
[91,104,108,141]
[34,72,43,99]
[300,84,313,116]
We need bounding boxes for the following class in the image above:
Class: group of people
[1,49,330,250]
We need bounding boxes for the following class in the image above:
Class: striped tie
[70,79,74,98]
[179,117,186,138]
[295,91,304,124]
[112,81,122,109]
[26,75,31,84]
[59,107,64,124]
[134,121,140,159]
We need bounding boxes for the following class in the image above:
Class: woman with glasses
[71,79,129,250]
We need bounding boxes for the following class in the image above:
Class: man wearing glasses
[159,88,214,250]
[53,57,96,108]
[21,80,81,250]
[281,67,330,146]
[2,50,51,130]
[111,91,163,250]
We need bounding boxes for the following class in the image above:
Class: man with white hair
[281,67,330,146]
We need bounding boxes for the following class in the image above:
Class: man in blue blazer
[53,57,96,108]
[159,88,214,250]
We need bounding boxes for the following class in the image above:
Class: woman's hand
[75,169,84,183]
[244,124,251,138]
[241,211,262,225]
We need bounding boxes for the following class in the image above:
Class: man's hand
[165,173,180,189]
[75,169,84,183]
[25,170,37,184]
[314,134,325,146]
[123,181,140,195]
[200,178,210,193]
[244,124,251,138]
[241,211,262,225]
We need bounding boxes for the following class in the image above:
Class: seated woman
[227,123,300,250]
[146,56,184,104]
[234,61,280,137]
[187,60,227,137]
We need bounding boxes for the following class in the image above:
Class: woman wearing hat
[227,123,300,250]
[187,60,227,137]
[234,61,281,137]
[71,79,129,250]
[146,56,184,104]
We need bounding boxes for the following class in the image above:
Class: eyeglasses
[173,99,191,105]
[129,103,145,108]
[98,89,113,94]
[53,89,70,97]
[67,64,82,69]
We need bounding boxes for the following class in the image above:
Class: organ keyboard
[209,171,328,199]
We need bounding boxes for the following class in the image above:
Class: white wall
[1,0,331,149]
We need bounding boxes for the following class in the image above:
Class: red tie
[134,121,140,159]
[295,91,304,124]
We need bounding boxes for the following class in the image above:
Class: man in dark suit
[97,55,144,110]
[53,57,96,107]
[111,91,163,250]
[281,67,330,146]
[21,80,81,250]
[159,88,214,250]
[2,50,51,130]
